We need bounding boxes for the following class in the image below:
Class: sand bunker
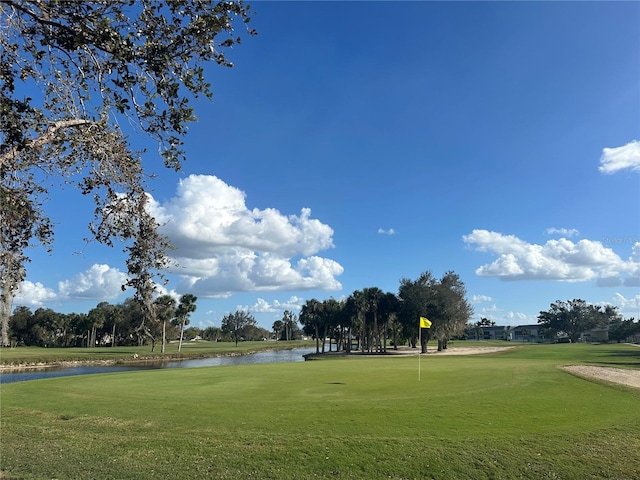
[427,346,513,356]
[562,365,640,390]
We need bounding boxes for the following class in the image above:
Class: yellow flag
[420,316,432,328]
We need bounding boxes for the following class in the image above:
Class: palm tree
[108,305,124,347]
[344,290,367,351]
[176,294,197,353]
[272,320,284,341]
[300,299,324,354]
[282,310,297,341]
[155,295,177,353]
[345,290,366,352]
[378,292,400,353]
[87,305,106,348]
[362,287,384,352]
[321,298,343,352]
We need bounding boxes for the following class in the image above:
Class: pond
[0,347,316,384]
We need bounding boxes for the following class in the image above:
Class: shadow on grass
[588,348,640,368]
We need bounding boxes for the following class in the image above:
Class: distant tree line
[467,301,639,343]
[10,276,637,352]
[6,294,275,349]
[7,270,472,352]
[537,299,639,343]
[299,271,474,355]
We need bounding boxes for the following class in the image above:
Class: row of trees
[10,283,637,351]
[5,270,473,352]
[5,297,304,349]
[299,271,474,355]
[8,294,199,352]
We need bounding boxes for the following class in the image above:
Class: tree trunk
[382,321,387,353]
[421,329,429,353]
[136,321,155,351]
[0,292,13,347]
[345,328,351,353]
[178,318,185,352]
[0,252,22,347]
[373,311,379,352]
[321,324,328,353]
[112,323,116,347]
[161,320,166,353]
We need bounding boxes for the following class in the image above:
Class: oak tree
[399,271,473,352]
[221,309,256,346]
[537,299,620,342]
[0,0,256,345]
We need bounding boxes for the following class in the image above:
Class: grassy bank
[0,340,315,367]
[1,343,639,479]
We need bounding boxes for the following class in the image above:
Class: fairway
[1,343,639,479]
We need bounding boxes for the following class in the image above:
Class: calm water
[0,348,315,384]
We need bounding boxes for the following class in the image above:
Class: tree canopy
[221,310,257,346]
[175,293,197,352]
[0,0,256,346]
[397,271,473,352]
[537,299,621,342]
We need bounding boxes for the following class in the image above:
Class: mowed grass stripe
[1,343,639,479]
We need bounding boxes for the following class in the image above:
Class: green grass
[0,340,314,366]
[1,343,639,479]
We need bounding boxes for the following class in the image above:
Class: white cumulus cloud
[599,140,640,174]
[148,175,343,297]
[239,296,305,314]
[545,227,580,237]
[612,292,640,316]
[463,230,640,284]
[57,264,128,299]
[474,305,536,326]
[16,264,128,307]
[505,311,534,324]
[15,281,58,306]
[378,228,396,235]
[472,295,493,303]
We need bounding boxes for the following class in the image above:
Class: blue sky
[15,1,640,330]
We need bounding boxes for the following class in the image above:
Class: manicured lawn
[1,343,639,479]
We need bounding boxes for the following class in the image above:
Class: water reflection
[0,348,315,384]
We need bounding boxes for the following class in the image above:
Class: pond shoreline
[1,345,510,371]
[0,348,296,372]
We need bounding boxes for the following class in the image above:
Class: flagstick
[418,321,421,382]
